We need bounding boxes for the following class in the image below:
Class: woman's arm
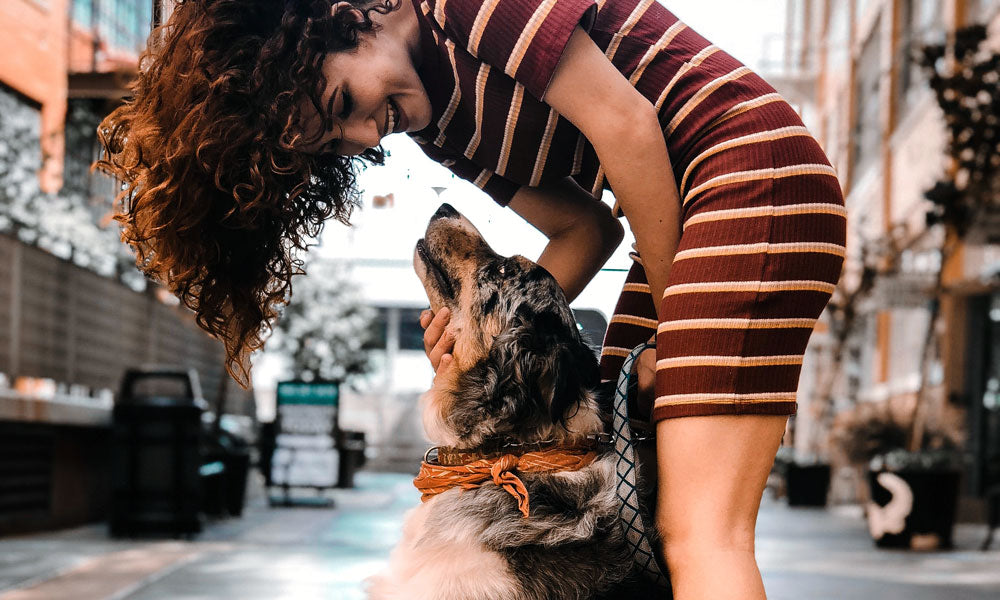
[544,27,781,600]
[507,177,624,302]
[541,29,680,320]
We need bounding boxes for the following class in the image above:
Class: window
[852,20,883,181]
[827,1,852,69]
[71,0,153,54]
[398,308,427,351]
[896,0,943,118]
[362,308,388,350]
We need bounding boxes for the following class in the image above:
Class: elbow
[597,206,624,257]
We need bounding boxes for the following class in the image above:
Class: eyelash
[339,90,353,119]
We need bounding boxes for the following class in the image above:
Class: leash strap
[612,341,671,590]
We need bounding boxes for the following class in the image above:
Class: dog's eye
[498,264,506,276]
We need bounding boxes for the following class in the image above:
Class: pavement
[0,471,998,600]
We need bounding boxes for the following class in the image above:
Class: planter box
[867,469,961,550]
[786,463,831,507]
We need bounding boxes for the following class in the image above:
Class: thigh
[653,114,847,422]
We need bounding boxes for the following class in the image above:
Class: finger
[419,309,433,329]
[422,307,451,354]
[433,353,455,384]
[428,329,455,371]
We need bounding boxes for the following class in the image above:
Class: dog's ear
[477,308,600,430]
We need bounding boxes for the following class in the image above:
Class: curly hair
[96,0,400,387]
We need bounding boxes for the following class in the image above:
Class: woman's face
[302,3,432,156]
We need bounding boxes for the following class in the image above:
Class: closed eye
[339,89,353,119]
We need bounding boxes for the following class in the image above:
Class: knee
[655,510,757,569]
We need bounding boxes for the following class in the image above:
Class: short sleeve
[410,136,522,206]
[424,0,598,100]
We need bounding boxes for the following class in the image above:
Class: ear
[538,336,600,426]
[484,310,600,428]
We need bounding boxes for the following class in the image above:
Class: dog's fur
[365,204,647,600]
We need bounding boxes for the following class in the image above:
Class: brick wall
[0,0,70,193]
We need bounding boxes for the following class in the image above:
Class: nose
[431,203,459,221]
[338,116,382,155]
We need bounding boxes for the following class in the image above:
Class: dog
[365,204,658,600]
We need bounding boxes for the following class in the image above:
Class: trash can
[203,427,251,518]
[337,430,366,489]
[110,367,207,537]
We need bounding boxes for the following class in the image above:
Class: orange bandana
[413,446,599,518]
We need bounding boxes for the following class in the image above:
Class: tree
[905,24,1000,451]
[268,258,375,383]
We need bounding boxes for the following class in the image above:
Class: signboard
[270,381,340,490]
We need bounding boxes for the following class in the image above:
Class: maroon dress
[408,0,847,423]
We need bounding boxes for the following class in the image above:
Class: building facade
[0,1,255,533]
[774,0,1000,511]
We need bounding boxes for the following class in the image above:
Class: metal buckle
[422,446,440,464]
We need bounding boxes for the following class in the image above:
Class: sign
[271,381,340,489]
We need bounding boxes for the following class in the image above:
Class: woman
[98,0,846,597]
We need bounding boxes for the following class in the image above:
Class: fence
[0,233,253,415]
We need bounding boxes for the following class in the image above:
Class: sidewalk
[0,471,997,599]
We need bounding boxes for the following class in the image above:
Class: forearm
[509,180,624,303]
[536,216,621,302]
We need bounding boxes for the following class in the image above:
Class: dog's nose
[431,203,459,221]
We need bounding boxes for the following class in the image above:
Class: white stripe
[657,317,818,333]
[707,93,784,129]
[571,134,586,175]
[506,0,558,76]
[433,40,462,147]
[433,0,448,28]
[672,241,846,262]
[473,169,492,188]
[679,126,812,195]
[683,202,848,231]
[655,392,798,404]
[464,63,491,158]
[667,66,753,135]
[497,84,525,176]
[468,0,500,55]
[606,0,655,58]
[629,21,686,85]
[663,280,837,296]
[529,108,560,185]
[610,314,658,328]
[656,354,803,369]
[600,346,634,358]
[654,45,720,112]
[685,164,838,204]
[591,166,605,197]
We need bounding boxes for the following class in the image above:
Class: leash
[611,341,671,590]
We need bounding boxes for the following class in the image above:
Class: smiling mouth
[416,239,455,299]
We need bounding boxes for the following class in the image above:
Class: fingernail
[441,307,450,317]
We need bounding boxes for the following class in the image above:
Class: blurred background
[0,1,999,599]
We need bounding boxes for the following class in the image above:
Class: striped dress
[408,0,847,422]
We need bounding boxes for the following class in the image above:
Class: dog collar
[423,432,612,467]
[413,437,608,518]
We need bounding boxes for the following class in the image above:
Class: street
[1,471,998,600]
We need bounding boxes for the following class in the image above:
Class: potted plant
[832,401,963,550]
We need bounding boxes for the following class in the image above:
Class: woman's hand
[419,308,455,375]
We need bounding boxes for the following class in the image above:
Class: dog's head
[414,204,604,448]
